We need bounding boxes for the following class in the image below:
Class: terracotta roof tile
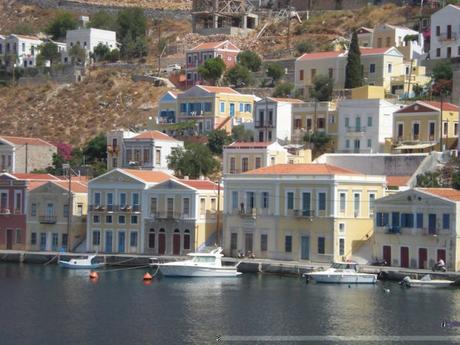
[131,130,178,141]
[419,188,460,202]
[12,173,60,181]
[226,141,273,149]
[298,51,344,60]
[268,97,304,103]
[121,169,172,183]
[0,135,56,147]
[421,101,459,112]
[180,179,219,190]
[190,40,239,51]
[27,181,47,191]
[243,164,359,175]
[386,175,411,187]
[52,181,88,193]
[360,47,394,55]
[198,85,240,94]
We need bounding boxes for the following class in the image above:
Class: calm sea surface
[0,263,460,345]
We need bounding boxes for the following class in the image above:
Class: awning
[395,143,436,150]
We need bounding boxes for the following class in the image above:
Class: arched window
[174,229,180,233]
[159,228,165,233]
[184,229,190,250]
[148,228,155,248]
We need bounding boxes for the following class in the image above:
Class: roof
[421,101,459,112]
[131,130,178,141]
[12,173,60,181]
[360,47,394,55]
[243,164,359,175]
[9,34,42,41]
[27,181,47,191]
[395,101,459,114]
[267,97,304,103]
[226,141,272,149]
[395,143,436,150]
[120,169,172,183]
[197,85,240,94]
[298,51,344,61]
[0,135,56,147]
[190,40,239,51]
[179,180,219,190]
[386,175,411,187]
[52,181,88,193]
[419,188,460,202]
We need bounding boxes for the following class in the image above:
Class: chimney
[79,16,90,29]
[183,176,189,180]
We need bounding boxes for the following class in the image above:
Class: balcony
[39,215,57,224]
[346,126,366,134]
[107,145,119,154]
[423,228,438,236]
[149,211,194,221]
[293,209,315,218]
[439,32,457,42]
[254,120,275,128]
[239,208,256,219]
[386,226,401,234]
[0,208,11,215]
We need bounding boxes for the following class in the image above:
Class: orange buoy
[89,271,99,280]
[143,272,153,281]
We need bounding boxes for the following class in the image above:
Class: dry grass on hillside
[0,68,168,145]
[72,0,191,10]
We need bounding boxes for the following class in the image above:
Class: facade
[106,130,184,172]
[373,188,460,271]
[185,40,240,86]
[0,34,43,68]
[337,86,401,153]
[430,4,460,60]
[86,169,172,254]
[26,180,88,252]
[295,47,405,97]
[64,28,117,63]
[0,173,27,250]
[223,164,386,262]
[392,100,459,152]
[291,101,338,148]
[372,24,424,60]
[143,178,222,255]
[157,91,180,124]
[176,85,257,134]
[0,135,57,174]
[357,27,374,47]
[390,64,431,98]
[254,98,304,143]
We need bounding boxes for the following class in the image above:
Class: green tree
[37,42,61,66]
[225,64,252,87]
[344,30,363,89]
[266,63,284,85]
[116,8,147,58]
[273,82,294,97]
[167,143,220,179]
[83,133,107,163]
[197,57,226,85]
[412,83,425,98]
[237,51,262,72]
[295,40,314,55]
[304,132,333,157]
[45,12,78,40]
[14,23,35,35]
[108,49,120,62]
[207,129,232,155]
[88,11,117,31]
[311,75,334,101]
[69,44,87,64]
[431,61,453,95]
[232,124,254,142]
[416,171,441,188]
[93,43,111,62]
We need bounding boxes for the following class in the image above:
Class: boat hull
[307,273,377,284]
[157,264,241,277]
[58,261,105,269]
[406,280,453,288]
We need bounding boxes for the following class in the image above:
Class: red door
[400,247,409,268]
[418,248,428,269]
[383,245,391,265]
[6,230,13,250]
[158,233,166,255]
[173,233,180,255]
[437,249,446,262]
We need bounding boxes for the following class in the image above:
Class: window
[106,215,112,224]
[353,193,360,216]
[318,237,325,254]
[369,64,376,73]
[239,103,244,112]
[93,215,100,224]
[455,123,458,136]
[94,192,101,206]
[260,234,268,252]
[287,192,294,210]
[310,69,316,81]
[299,69,304,81]
[245,104,251,112]
[376,212,389,227]
[369,193,375,215]
[232,191,238,210]
[367,116,372,127]
[261,192,269,209]
[246,192,255,210]
[443,122,448,136]
[345,139,350,149]
[211,198,217,212]
[130,232,138,247]
[255,157,261,169]
[204,103,212,112]
[132,193,139,209]
[143,149,150,163]
[318,192,326,211]
[167,198,174,217]
[15,229,21,244]
[92,231,100,246]
[387,64,392,73]
[285,235,292,253]
[184,230,190,250]
[63,204,69,218]
[339,192,346,213]
[31,203,37,217]
[31,232,37,245]
[242,158,249,172]
[155,149,161,165]
[150,198,157,215]
[436,25,440,36]
[328,68,333,79]
[401,213,414,228]
[118,215,126,224]
[119,193,127,207]
[231,233,238,251]
[148,229,155,248]
[200,198,206,216]
[339,238,345,256]
[416,213,423,229]
[302,192,311,215]
[386,37,391,47]
[413,122,420,139]
[367,139,372,148]
[436,48,441,57]
[62,234,68,248]
[443,214,450,229]
[52,233,58,248]
[345,117,349,128]
[220,102,225,113]
[429,122,436,140]
[183,198,190,216]
[392,212,400,227]
[131,215,138,224]
[230,157,236,173]
[107,193,113,209]
[447,47,452,58]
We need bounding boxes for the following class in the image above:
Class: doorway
[400,246,409,268]
[173,230,180,255]
[383,245,391,265]
[158,229,166,255]
[118,231,125,253]
[245,233,253,253]
[418,248,427,269]
[6,229,13,250]
[105,231,113,253]
[300,236,310,260]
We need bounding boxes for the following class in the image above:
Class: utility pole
[440,92,444,151]
[215,179,221,246]
[407,59,414,97]
[65,163,73,252]
[25,143,28,173]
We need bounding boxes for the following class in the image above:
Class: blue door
[105,231,113,253]
[40,233,47,251]
[428,214,436,234]
[118,232,125,253]
[301,236,310,260]
[230,103,235,117]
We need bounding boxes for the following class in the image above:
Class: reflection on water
[0,263,459,345]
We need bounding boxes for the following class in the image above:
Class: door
[400,247,409,268]
[428,214,436,234]
[158,231,166,255]
[383,245,391,265]
[229,103,235,117]
[418,248,427,269]
[437,249,446,262]
[118,231,125,253]
[353,139,360,153]
[245,233,253,253]
[40,233,46,251]
[105,231,113,253]
[355,117,361,131]
[300,236,310,260]
[173,231,181,255]
[6,230,13,250]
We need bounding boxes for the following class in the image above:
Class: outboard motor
[399,276,411,288]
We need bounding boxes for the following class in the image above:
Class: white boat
[400,275,454,288]
[58,255,105,269]
[153,247,242,277]
[304,262,377,284]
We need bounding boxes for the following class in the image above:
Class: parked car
[162,64,181,73]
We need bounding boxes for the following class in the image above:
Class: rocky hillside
[0,68,167,145]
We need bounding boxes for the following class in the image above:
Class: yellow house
[373,188,460,271]
[176,85,257,134]
[291,101,338,149]
[390,65,431,98]
[144,178,222,255]
[223,164,386,262]
[392,100,459,152]
[26,180,88,251]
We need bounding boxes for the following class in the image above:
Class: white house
[64,28,117,62]
[337,97,400,154]
[0,34,43,68]
[430,4,460,59]
[254,97,304,143]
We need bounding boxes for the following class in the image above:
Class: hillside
[71,0,191,10]
[0,68,167,145]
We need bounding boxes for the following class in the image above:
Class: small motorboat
[400,275,454,288]
[152,247,242,277]
[58,255,105,269]
[304,262,377,284]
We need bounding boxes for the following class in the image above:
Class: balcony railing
[293,209,315,218]
[439,32,457,42]
[39,215,57,224]
[0,208,11,215]
[386,226,401,234]
[423,227,438,236]
[89,205,140,212]
[346,126,366,133]
[149,212,195,220]
[239,208,257,219]
[254,120,275,128]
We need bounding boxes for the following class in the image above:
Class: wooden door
[400,247,409,268]
[6,230,13,250]
[418,248,427,269]
[383,245,391,265]
[173,233,180,255]
[437,249,446,262]
[158,233,166,255]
